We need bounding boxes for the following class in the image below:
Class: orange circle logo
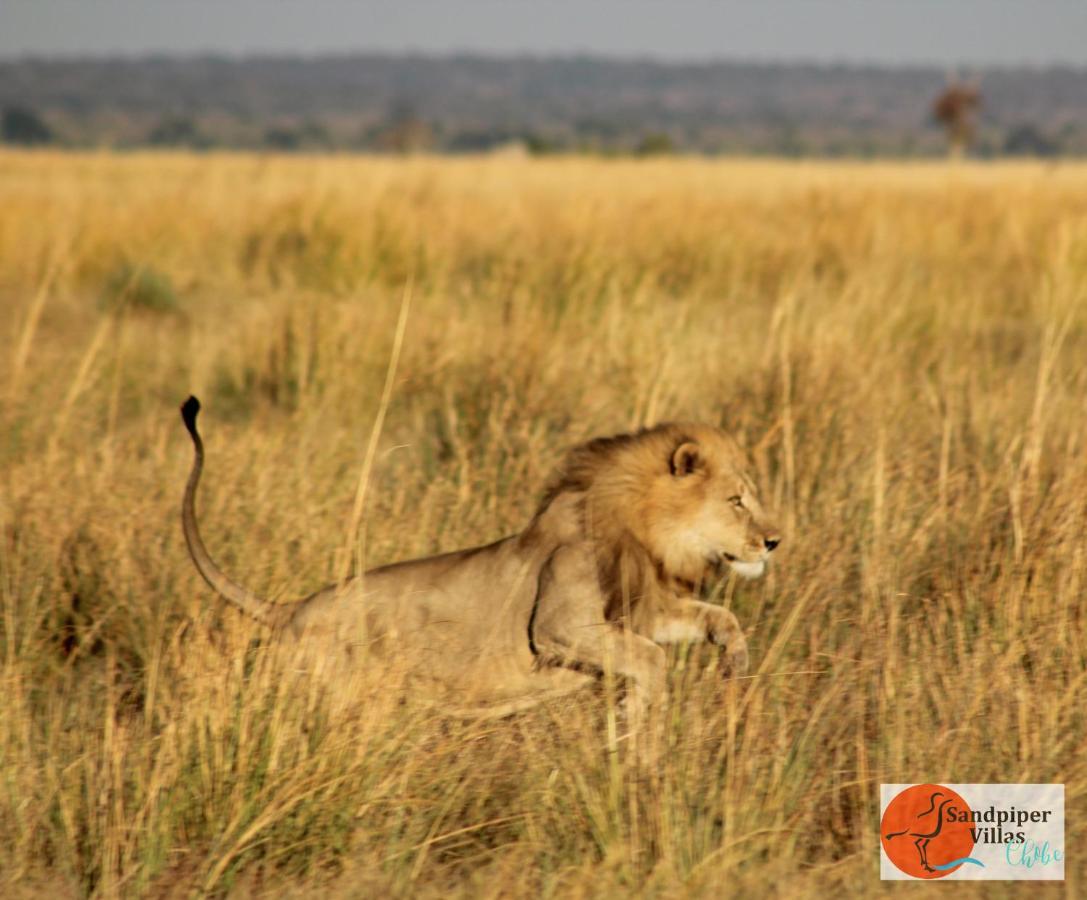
[881,784,977,878]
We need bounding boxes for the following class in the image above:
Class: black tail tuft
[180,395,201,437]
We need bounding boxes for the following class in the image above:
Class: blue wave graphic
[932,857,985,871]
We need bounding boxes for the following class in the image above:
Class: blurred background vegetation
[1,54,1084,157]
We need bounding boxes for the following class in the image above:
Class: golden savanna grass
[1,152,1085,897]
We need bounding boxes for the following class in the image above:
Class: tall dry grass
[1,151,1085,897]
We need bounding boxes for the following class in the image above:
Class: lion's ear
[670,441,703,477]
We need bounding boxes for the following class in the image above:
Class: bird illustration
[884,791,955,873]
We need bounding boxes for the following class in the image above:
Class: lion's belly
[290,537,548,694]
[440,666,597,717]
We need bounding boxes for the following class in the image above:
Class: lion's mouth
[709,551,767,580]
[728,559,766,579]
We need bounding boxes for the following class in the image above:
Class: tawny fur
[180,398,781,730]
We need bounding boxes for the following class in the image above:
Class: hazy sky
[3,0,1086,66]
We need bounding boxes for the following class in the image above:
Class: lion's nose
[764,537,780,552]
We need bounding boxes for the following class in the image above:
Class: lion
[179,396,781,732]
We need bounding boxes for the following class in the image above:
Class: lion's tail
[180,396,292,628]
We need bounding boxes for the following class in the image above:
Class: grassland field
[0,151,1085,897]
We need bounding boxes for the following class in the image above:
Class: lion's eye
[729,496,744,508]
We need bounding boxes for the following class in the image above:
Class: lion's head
[540,422,781,590]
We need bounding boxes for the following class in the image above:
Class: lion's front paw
[721,634,749,678]
[710,617,749,678]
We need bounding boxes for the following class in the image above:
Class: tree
[1003,124,1058,158]
[635,132,676,156]
[372,101,434,154]
[932,80,981,158]
[262,121,331,152]
[374,117,434,154]
[147,116,211,149]
[1,106,54,145]
[523,132,565,156]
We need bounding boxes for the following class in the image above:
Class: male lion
[180,397,780,732]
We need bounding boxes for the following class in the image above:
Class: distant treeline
[1,54,1083,156]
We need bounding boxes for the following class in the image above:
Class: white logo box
[880,784,1065,881]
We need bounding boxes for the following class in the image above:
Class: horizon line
[1,48,1084,74]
